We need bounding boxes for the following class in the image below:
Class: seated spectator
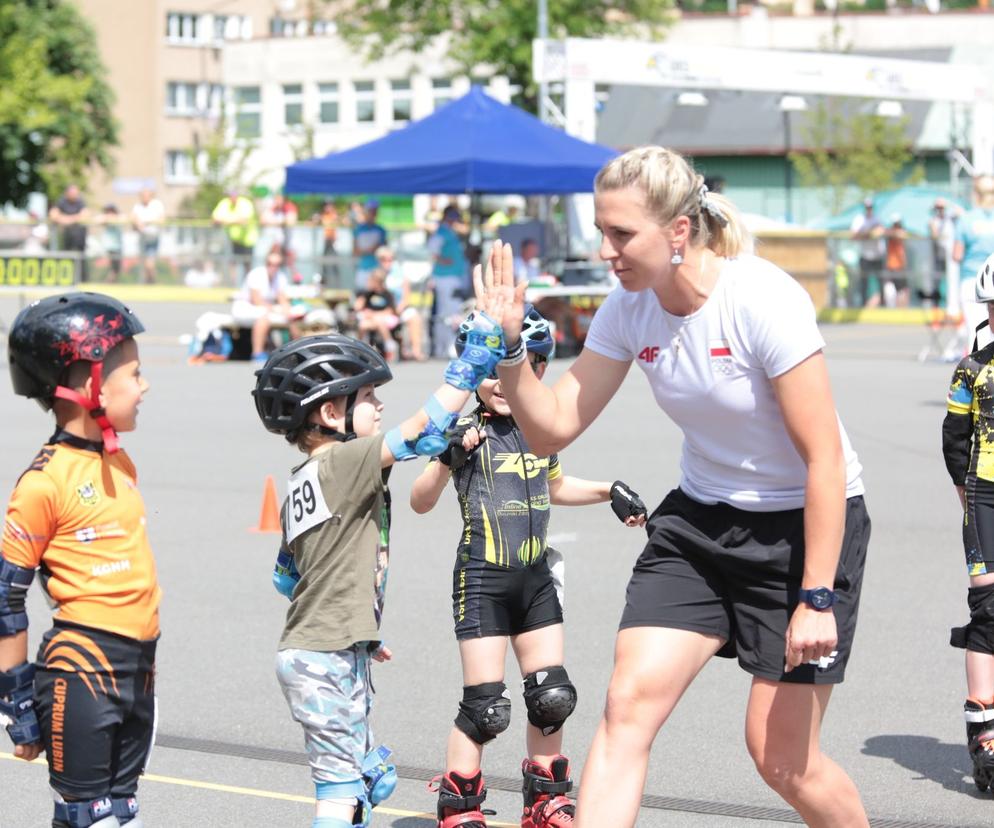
[354,265,400,361]
[230,250,301,363]
[184,259,220,289]
[378,246,427,361]
[513,238,541,285]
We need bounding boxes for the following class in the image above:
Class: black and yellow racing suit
[944,342,994,575]
[446,409,563,639]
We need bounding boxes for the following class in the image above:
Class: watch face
[809,588,834,609]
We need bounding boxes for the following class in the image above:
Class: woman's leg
[446,636,509,774]
[511,624,566,765]
[251,315,272,355]
[575,627,723,828]
[745,678,868,828]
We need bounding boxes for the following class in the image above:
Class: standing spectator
[929,197,955,303]
[428,204,469,358]
[316,200,340,284]
[419,195,444,242]
[484,200,520,233]
[96,204,123,282]
[883,214,908,308]
[131,188,165,284]
[261,191,299,253]
[212,188,259,282]
[513,238,542,285]
[849,197,885,307]
[48,184,89,281]
[352,199,388,292]
[954,175,994,350]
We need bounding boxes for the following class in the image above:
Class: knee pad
[362,745,397,806]
[523,667,577,736]
[53,794,120,828]
[952,583,994,652]
[455,681,512,744]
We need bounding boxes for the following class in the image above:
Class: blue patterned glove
[445,312,506,391]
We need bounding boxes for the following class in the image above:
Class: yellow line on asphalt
[0,753,517,825]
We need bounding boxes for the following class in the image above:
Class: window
[165,150,197,183]
[355,80,375,124]
[391,79,411,124]
[284,84,303,127]
[432,77,453,110]
[213,14,227,42]
[166,12,199,44]
[234,86,261,138]
[318,82,339,125]
[167,82,222,116]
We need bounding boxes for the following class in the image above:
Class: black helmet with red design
[8,292,144,451]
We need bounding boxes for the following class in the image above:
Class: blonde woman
[475,146,870,828]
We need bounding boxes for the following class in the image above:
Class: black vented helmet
[252,334,392,435]
[8,292,145,409]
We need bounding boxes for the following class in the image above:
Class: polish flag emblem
[709,339,733,375]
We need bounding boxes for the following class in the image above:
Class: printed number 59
[291,481,316,521]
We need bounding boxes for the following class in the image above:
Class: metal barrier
[0,220,434,291]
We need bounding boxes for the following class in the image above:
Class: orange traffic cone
[250,475,282,534]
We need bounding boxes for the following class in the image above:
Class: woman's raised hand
[473,240,527,345]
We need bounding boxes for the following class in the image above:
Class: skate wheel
[974,775,989,793]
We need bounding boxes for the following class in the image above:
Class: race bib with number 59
[283,462,335,544]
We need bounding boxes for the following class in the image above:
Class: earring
[670,248,683,265]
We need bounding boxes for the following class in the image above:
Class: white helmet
[976,252,994,303]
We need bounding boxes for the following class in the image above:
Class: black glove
[610,480,646,523]
[437,419,482,470]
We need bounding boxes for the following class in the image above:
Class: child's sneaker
[521,755,574,827]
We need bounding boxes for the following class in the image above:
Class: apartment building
[72,0,305,214]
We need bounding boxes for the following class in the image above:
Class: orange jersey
[1,433,160,641]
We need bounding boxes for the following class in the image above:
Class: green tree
[790,99,924,214]
[331,0,674,111]
[0,0,118,206]
[176,109,262,219]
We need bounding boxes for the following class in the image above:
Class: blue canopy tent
[284,86,618,195]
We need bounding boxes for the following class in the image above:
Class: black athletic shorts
[620,489,870,685]
[33,621,157,799]
[452,556,563,640]
[963,478,994,576]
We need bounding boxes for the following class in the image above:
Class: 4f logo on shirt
[638,346,661,363]
[76,480,100,507]
[493,453,548,480]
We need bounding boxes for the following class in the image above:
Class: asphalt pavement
[0,296,989,827]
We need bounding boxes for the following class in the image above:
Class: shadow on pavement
[862,734,984,796]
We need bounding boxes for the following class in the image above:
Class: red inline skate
[430,770,496,827]
[521,755,574,827]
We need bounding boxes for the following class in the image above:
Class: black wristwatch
[798,587,838,611]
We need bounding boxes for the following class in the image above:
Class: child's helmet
[8,292,145,407]
[977,252,994,304]
[253,334,392,439]
[456,304,555,360]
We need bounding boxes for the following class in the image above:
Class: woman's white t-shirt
[584,255,863,511]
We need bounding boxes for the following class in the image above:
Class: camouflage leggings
[276,645,375,784]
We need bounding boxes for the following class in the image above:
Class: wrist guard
[272,545,300,599]
[445,312,506,391]
[610,480,647,523]
[0,661,40,745]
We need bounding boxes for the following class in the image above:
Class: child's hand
[372,644,393,662]
[461,426,487,452]
[14,741,42,762]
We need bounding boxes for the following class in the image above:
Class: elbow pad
[387,395,459,461]
[0,559,34,636]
